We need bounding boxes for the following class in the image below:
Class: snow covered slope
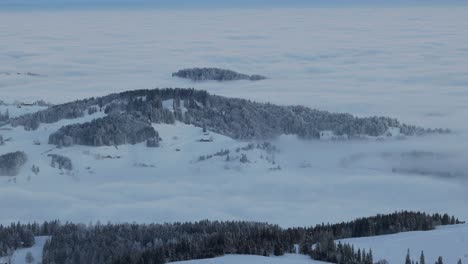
[10,236,50,264]
[339,224,468,264]
[169,254,328,264]
[0,101,467,227]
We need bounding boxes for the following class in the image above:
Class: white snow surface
[338,224,468,264]
[10,236,50,264]
[169,254,328,264]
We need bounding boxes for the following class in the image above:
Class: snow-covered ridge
[0,99,466,227]
[7,88,446,142]
[1,88,446,179]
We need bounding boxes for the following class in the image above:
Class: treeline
[43,221,295,264]
[9,88,447,143]
[43,211,464,264]
[172,67,267,81]
[306,211,461,240]
[0,211,462,264]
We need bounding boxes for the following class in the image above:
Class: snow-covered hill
[0,99,467,226]
[339,224,468,264]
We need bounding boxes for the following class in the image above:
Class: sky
[1,0,467,10]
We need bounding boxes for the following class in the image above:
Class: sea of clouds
[1,7,468,226]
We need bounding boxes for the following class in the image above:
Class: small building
[198,135,213,142]
[319,130,348,141]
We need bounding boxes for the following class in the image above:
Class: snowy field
[1,7,468,228]
[169,254,329,264]
[339,224,468,264]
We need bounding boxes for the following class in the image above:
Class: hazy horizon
[2,0,468,11]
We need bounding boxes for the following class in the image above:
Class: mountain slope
[8,88,444,142]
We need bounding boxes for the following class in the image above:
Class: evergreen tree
[273,244,284,256]
[435,256,443,264]
[420,251,425,264]
[406,249,412,264]
[368,249,373,264]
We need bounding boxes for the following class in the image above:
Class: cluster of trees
[311,233,374,264]
[197,142,278,165]
[42,220,296,264]
[48,113,158,147]
[172,68,267,81]
[403,249,462,264]
[9,88,449,143]
[0,223,35,257]
[0,151,27,176]
[48,154,73,171]
[104,98,176,125]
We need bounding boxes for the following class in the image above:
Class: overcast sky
[2,0,467,10]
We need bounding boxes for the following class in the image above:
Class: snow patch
[169,254,329,264]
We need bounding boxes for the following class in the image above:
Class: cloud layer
[1,7,468,226]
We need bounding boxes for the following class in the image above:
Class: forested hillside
[8,88,448,146]
[0,211,462,264]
